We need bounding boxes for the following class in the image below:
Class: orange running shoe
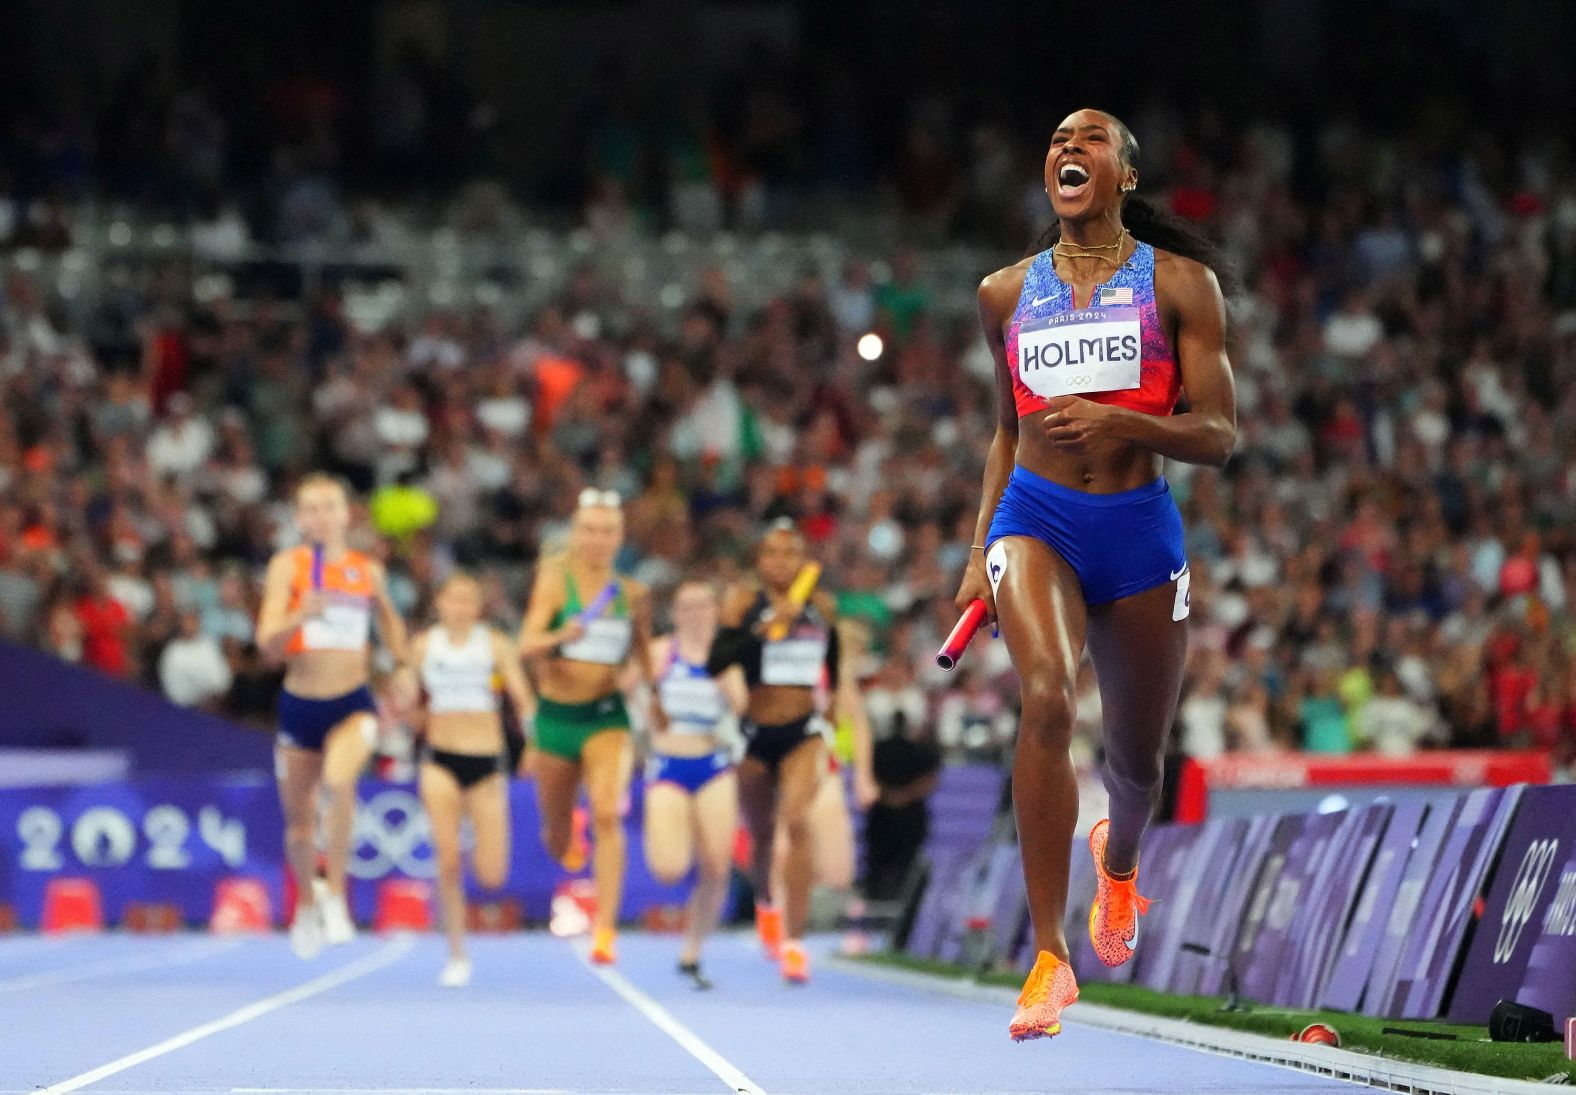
[589,926,617,966]
[781,940,809,985]
[1009,950,1079,1042]
[755,902,784,960]
[559,807,590,873]
[1088,818,1150,968]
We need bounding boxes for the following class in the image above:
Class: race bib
[1017,306,1141,399]
[761,636,826,687]
[561,617,633,666]
[301,597,371,651]
[660,674,726,732]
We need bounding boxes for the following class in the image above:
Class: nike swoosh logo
[1125,921,1138,951]
[1169,566,1188,581]
[1031,295,1055,307]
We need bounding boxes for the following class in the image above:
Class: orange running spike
[755,902,784,961]
[781,940,809,984]
[1087,819,1151,968]
[1009,950,1079,1042]
[590,926,618,966]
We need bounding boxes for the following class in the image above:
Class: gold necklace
[1054,228,1131,264]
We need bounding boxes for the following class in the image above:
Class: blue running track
[0,933,1358,1094]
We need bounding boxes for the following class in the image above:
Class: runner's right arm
[255,553,321,661]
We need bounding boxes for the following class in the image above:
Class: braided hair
[1030,111,1238,297]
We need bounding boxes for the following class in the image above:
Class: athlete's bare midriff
[746,683,818,728]
[425,710,504,756]
[283,649,371,699]
[648,728,724,759]
[1015,422,1164,494]
[537,656,622,705]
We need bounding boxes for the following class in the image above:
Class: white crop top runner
[659,650,728,736]
[421,625,498,715]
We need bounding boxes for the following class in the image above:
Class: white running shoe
[290,903,324,960]
[439,957,472,988]
[320,891,357,946]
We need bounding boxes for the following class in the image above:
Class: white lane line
[41,937,415,1094]
[575,946,768,1095]
[0,937,241,994]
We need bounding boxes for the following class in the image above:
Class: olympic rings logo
[347,789,434,879]
[1067,375,1092,387]
[1494,838,1560,963]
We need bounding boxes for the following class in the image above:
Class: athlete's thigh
[419,763,466,867]
[776,736,827,825]
[690,770,740,877]
[735,756,776,838]
[321,711,376,788]
[808,772,855,889]
[991,535,1088,714]
[1085,579,1188,757]
[643,781,694,878]
[276,746,324,821]
[580,730,633,815]
[463,775,511,884]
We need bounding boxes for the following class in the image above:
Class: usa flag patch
[1098,286,1133,305]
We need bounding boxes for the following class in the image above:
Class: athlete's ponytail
[1028,111,1239,297]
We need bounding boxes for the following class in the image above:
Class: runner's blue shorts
[646,751,733,795]
[986,465,1189,609]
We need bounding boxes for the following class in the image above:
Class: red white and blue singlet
[985,239,1191,610]
[1006,240,1180,420]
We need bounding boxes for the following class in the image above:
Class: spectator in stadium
[73,569,133,680]
[863,710,942,902]
[159,609,233,709]
[1355,667,1440,757]
[145,392,215,483]
[935,668,1016,758]
[0,71,1574,805]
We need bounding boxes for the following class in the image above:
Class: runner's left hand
[1042,395,1118,453]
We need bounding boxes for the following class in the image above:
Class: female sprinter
[954,108,1235,1041]
[519,489,660,965]
[644,578,748,988]
[769,618,877,934]
[412,573,535,987]
[256,473,416,958]
[708,520,873,984]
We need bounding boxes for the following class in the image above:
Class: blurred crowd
[4,100,1576,782]
[0,39,1067,252]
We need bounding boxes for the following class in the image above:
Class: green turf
[856,952,1576,1084]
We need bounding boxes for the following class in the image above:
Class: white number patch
[1172,566,1191,622]
[985,541,1009,597]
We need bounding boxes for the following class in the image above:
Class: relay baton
[310,542,325,590]
[766,562,822,641]
[577,581,620,625]
[935,598,988,671]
